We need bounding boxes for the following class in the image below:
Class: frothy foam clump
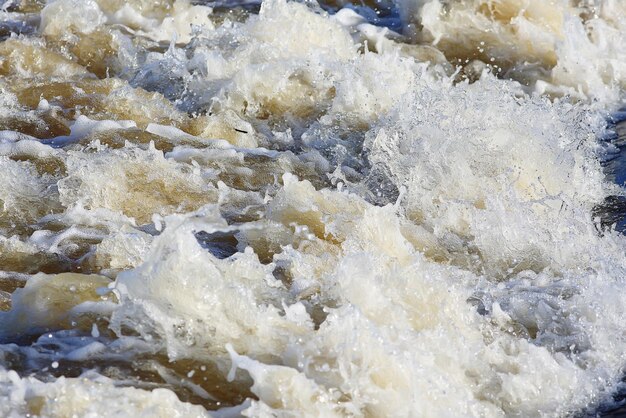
[0,368,210,418]
[399,0,626,105]
[40,0,214,43]
[118,0,442,135]
[367,76,609,277]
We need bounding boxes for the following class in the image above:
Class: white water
[0,0,625,416]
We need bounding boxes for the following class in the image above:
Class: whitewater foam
[0,0,625,416]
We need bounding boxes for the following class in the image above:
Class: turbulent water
[0,0,625,416]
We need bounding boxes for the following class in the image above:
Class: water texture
[0,0,625,416]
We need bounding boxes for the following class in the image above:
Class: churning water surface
[0,0,625,417]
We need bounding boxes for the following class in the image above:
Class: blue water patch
[194,0,403,31]
[596,112,626,233]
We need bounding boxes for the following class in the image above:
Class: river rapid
[0,0,625,416]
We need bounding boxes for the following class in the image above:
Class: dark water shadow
[587,113,626,418]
